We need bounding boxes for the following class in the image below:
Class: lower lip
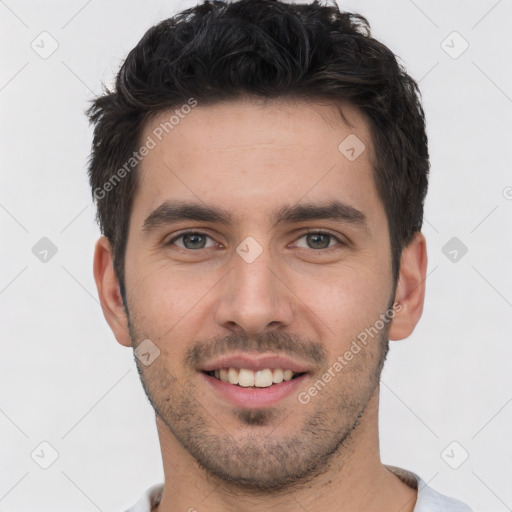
[201,372,308,408]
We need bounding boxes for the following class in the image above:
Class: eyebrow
[142,199,367,234]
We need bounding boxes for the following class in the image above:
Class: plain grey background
[1,0,511,510]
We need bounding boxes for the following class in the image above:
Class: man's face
[122,98,395,491]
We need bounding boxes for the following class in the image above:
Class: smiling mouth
[203,367,307,388]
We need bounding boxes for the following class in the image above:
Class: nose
[214,246,295,335]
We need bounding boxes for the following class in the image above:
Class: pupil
[184,233,205,249]
[307,233,330,249]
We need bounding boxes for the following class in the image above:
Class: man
[88,1,472,510]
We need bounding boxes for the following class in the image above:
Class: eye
[168,232,217,250]
[294,231,342,250]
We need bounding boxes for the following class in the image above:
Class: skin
[94,97,427,512]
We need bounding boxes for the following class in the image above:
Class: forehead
[132,97,381,225]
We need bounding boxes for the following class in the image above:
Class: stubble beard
[127,317,389,494]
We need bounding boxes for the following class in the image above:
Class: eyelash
[166,230,345,252]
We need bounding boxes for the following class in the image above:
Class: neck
[153,391,417,512]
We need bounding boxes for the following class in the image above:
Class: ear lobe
[93,236,132,347]
[389,232,428,341]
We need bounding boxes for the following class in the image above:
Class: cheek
[127,260,217,337]
[300,264,389,337]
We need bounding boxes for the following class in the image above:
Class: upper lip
[199,353,313,373]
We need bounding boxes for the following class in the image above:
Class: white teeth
[228,367,239,385]
[272,368,284,384]
[254,369,273,388]
[283,369,294,381]
[210,367,302,387]
[238,368,255,387]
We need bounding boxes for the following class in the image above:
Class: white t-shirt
[124,466,473,512]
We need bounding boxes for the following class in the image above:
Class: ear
[389,232,428,341]
[93,236,132,347]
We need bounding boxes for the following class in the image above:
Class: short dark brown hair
[87,0,429,303]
